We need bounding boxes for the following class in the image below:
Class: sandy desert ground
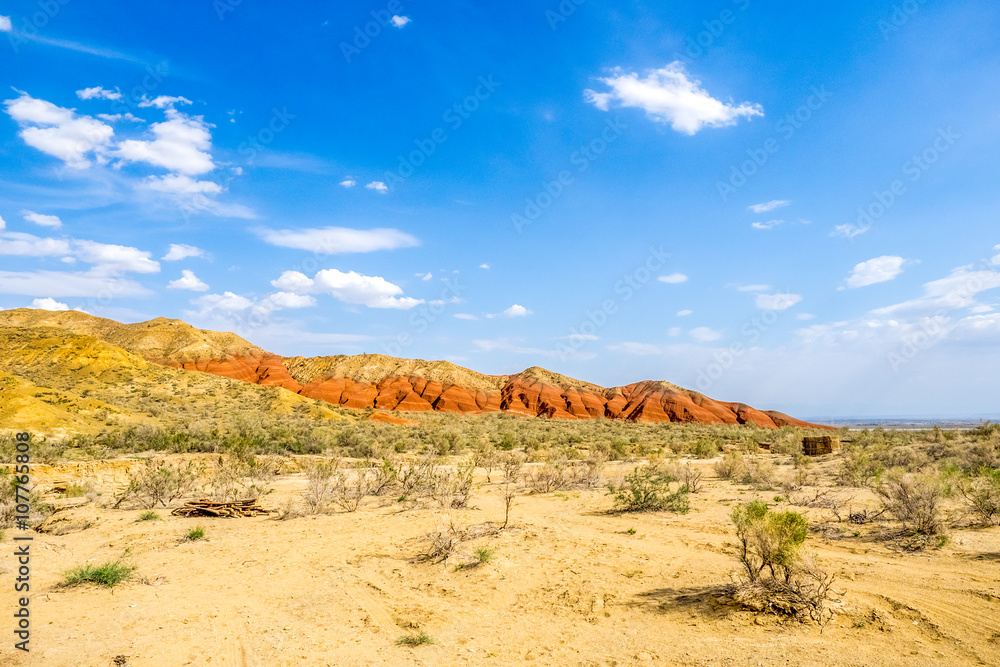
[1,454,999,667]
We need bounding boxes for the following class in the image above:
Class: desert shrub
[957,467,1000,526]
[0,470,54,528]
[607,464,690,513]
[331,460,375,512]
[421,521,467,562]
[63,560,135,588]
[433,460,475,508]
[136,510,160,522]
[691,438,720,459]
[396,631,433,646]
[728,501,837,625]
[525,454,571,493]
[472,441,499,482]
[838,446,884,487]
[740,456,776,490]
[203,448,276,502]
[114,459,200,509]
[874,471,945,535]
[668,461,703,493]
[301,459,338,514]
[366,456,399,496]
[714,451,745,480]
[398,451,440,500]
[571,450,607,488]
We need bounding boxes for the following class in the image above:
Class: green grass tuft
[137,510,160,522]
[396,630,434,646]
[185,526,205,541]
[63,561,135,588]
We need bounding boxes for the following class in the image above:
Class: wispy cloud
[256,227,419,254]
[749,200,790,214]
[658,273,688,284]
[844,256,909,289]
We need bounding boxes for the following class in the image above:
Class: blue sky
[1,1,998,418]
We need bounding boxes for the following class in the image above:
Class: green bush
[607,464,689,513]
[958,467,1000,526]
[63,560,135,588]
[185,526,206,541]
[731,501,808,583]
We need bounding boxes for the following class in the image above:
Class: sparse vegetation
[396,630,434,646]
[607,464,690,513]
[185,526,206,541]
[136,510,160,522]
[474,546,496,564]
[114,459,200,510]
[63,560,136,588]
[874,471,945,536]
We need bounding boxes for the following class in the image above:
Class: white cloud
[658,273,688,284]
[73,240,160,274]
[0,16,12,32]
[873,265,1000,316]
[22,210,63,228]
[749,200,790,214]
[831,224,869,240]
[145,174,221,195]
[690,326,722,342]
[969,305,993,314]
[191,291,253,314]
[391,15,411,27]
[162,243,204,261]
[756,293,802,310]
[141,174,252,219]
[479,264,490,269]
[503,304,530,317]
[416,272,433,281]
[797,313,816,321]
[116,109,214,175]
[845,255,908,288]
[76,86,121,101]
[0,215,5,230]
[271,269,423,310]
[0,231,72,256]
[256,227,419,254]
[339,179,357,188]
[751,219,783,230]
[167,269,209,292]
[365,181,388,193]
[454,313,478,320]
[737,284,771,292]
[677,309,693,316]
[584,62,763,135]
[256,291,316,313]
[0,270,150,298]
[96,112,144,123]
[30,297,69,311]
[137,95,193,109]
[3,92,114,169]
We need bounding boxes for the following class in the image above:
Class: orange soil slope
[0,309,829,429]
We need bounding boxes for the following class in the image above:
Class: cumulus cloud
[391,15,411,27]
[162,243,204,261]
[502,304,530,317]
[30,297,70,311]
[366,181,388,193]
[191,291,253,314]
[690,326,722,342]
[845,256,908,289]
[256,227,419,254]
[96,112,144,123]
[0,16,11,32]
[256,291,316,313]
[76,86,121,101]
[749,200,790,214]
[167,269,209,292]
[3,92,114,169]
[0,215,5,230]
[339,179,357,188]
[584,62,763,135]
[73,240,160,274]
[116,109,214,175]
[479,264,490,269]
[22,210,63,228]
[756,293,802,310]
[0,231,72,256]
[677,309,693,316]
[658,273,688,284]
[271,269,422,310]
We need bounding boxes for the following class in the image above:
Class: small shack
[802,435,841,456]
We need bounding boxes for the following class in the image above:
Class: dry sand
[2,456,999,666]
